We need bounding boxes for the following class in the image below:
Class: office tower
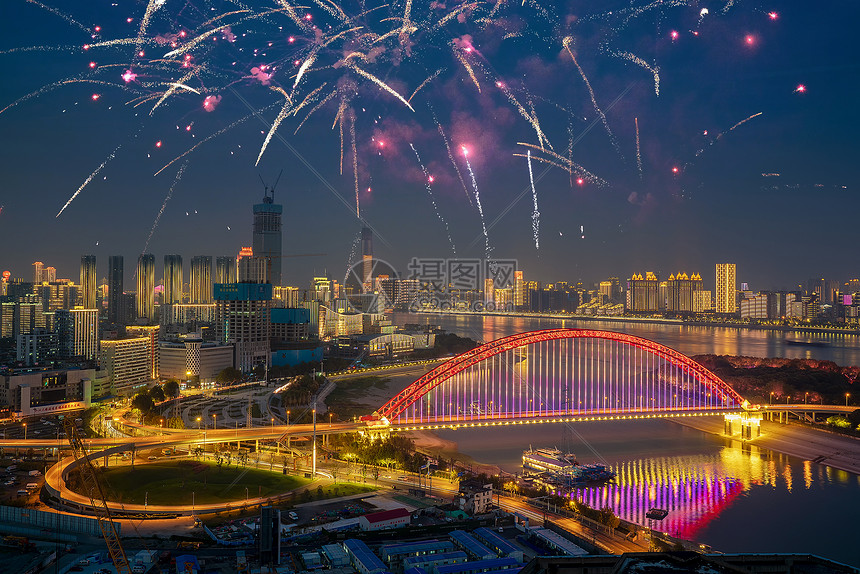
[190,256,213,303]
[80,255,97,309]
[260,506,282,566]
[107,256,124,324]
[361,227,373,288]
[215,283,272,372]
[136,253,156,322]
[253,191,283,286]
[715,263,737,314]
[71,308,99,360]
[216,256,237,284]
[33,261,44,284]
[163,254,183,304]
[44,266,57,283]
[626,272,659,313]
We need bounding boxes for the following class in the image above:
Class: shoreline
[410,310,860,337]
[669,417,860,475]
[404,430,502,476]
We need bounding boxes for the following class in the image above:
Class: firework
[143,161,188,252]
[462,146,491,259]
[411,143,456,254]
[635,117,643,180]
[527,149,540,250]
[56,144,123,217]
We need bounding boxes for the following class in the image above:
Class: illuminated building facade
[215,255,237,284]
[214,282,272,372]
[715,263,737,314]
[136,253,156,323]
[190,255,213,304]
[163,254,183,304]
[626,272,659,313]
[253,194,283,286]
[80,255,97,309]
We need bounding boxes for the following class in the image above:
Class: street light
[23,423,27,440]
[846,393,851,407]
[804,392,808,405]
[329,413,333,427]
[212,413,217,429]
[271,418,274,430]
[769,392,774,405]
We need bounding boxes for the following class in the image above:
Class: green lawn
[78,460,313,506]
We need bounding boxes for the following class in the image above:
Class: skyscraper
[216,256,237,284]
[190,256,213,303]
[44,266,56,282]
[80,255,97,309]
[361,227,373,288]
[136,253,156,322]
[163,254,183,304]
[715,263,737,314]
[107,255,124,324]
[71,308,99,360]
[33,261,43,284]
[253,192,283,286]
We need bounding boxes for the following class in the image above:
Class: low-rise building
[343,539,388,574]
[360,507,411,532]
[158,337,234,385]
[457,480,493,515]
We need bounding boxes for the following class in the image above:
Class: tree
[149,385,165,402]
[216,367,243,384]
[163,380,180,398]
[132,393,155,414]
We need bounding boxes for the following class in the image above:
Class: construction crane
[62,416,132,574]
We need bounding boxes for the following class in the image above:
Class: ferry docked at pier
[522,447,615,488]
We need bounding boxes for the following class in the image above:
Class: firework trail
[612,50,660,96]
[516,142,608,186]
[150,66,203,114]
[350,110,360,218]
[56,144,122,218]
[155,105,278,176]
[498,84,552,149]
[691,112,763,162]
[143,161,188,253]
[345,231,361,279]
[410,143,456,254]
[432,110,473,206]
[563,37,623,158]
[463,147,491,259]
[134,0,166,58]
[408,69,444,103]
[634,117,643,180]
[527,149,540,250]
[454,49,482,93]
[0,77,137,115]
[256,98,294,166]
[348,64,415,112]
[294,89,336,134]
[25,0,91,35]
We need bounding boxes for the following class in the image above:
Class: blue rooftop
[449,531,495,560]
[436,558,519,574]
[344,539,388,573]
[472,528,520,557]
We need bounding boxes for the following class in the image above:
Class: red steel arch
[376,328,745,421]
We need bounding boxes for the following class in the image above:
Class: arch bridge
[375,329,754,431]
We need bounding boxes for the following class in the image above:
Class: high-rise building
[44,266,57,283]
[216,256,237,284]
[107,256,124,324]
[80,255,97,309]
[253,192,283,286]
[127,325,160,379]
[361,227,373,288]
[71,308,99,360]
[484,278,495,305]
[190,256,213,303]
[514,271,525,308]
[626,272,659,313]
[33,261,44,284]
[715,263,737,314]
[163,254,183,304]
[100,337,153,393]
[136,254,156,322]
[666,272,703,313]
[214,283,272,372]
[237,248,268,284]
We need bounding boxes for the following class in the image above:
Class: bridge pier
[724,412,762,440]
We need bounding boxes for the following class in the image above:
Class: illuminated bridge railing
[378,329,745,425]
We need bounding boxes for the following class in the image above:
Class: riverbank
[670,417,860,475]
[404,430,501,476]
[412,310,860,337]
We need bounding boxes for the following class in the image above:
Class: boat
[522,447,616,487]
[785,339,830,347]
[645,508,669,520]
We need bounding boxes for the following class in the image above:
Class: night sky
[1,1,858,291]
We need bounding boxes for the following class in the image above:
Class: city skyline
[1,2,859,289]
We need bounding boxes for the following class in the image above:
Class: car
[147,456,158,461]
[77,558,90,566]
[288,511,299,521]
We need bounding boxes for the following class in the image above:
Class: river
[391,312,860,566]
